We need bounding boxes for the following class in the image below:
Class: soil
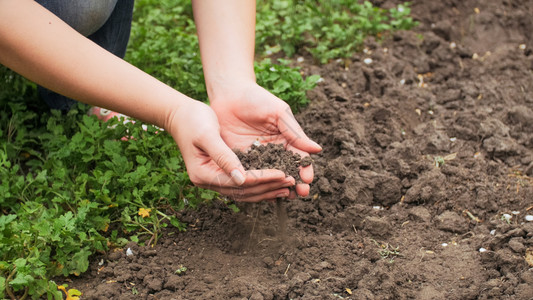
[235,143,312,184]
[71,0,533,299]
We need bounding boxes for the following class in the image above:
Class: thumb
[201,133,246,186]
[278,111,322,154]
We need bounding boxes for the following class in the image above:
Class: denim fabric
[35,0,135,111]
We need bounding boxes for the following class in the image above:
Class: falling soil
[235,143,312,241]
[71,0,533,299]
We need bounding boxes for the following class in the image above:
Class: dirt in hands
[235,142,311,184]
[71,0,533,299]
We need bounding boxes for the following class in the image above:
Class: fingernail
[230,169,245,185]
[311,140,322,150]
[276,193,288,198]
[283,178,295,186]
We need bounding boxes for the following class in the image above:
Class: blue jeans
[36,0,135,111]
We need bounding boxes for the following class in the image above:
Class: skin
[0,0,321,202]
[192,0,322,198]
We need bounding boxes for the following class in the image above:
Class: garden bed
[72,0,533,298]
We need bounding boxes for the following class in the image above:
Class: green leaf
[69,248,91,274]
[0,276,5,297]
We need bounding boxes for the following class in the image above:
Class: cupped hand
[168,99,295,202]
[209,82,322,198]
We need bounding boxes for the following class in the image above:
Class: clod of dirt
[235,143,312,184]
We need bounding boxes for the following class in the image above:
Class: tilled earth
[72,0,533,299]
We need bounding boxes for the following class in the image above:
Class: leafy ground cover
[0,1,415,298]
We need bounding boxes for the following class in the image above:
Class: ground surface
[71,0,533,299]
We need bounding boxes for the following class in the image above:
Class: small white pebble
[442,243,448,247]
[519,44,526,50]
[297,57,305,63]
[502,213,512,221]
[525,215,533,222]
[126,248,134,256]
[372,206,383,210]
[316,77,324,83]
[431,23,436,28]
[450,42,457,49]
[400,79,406,85]
[428,110,434,115]
[479,248,487,253]
[490,229,496,235]
[511,211,520,215]
[472,53,479,60]
[383,48,388,53]
[450,137,457,142]
[363,58,373,64]
[363,48,369,54]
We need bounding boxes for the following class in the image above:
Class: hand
[168,99,296,202]
[209,82,322,198]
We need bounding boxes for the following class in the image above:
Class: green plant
[175,265,187,275]
[0,101,206,298]
[255,58,320,112]
[371,239,401,263]
[256,0,418,63]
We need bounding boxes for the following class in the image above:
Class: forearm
[0,0,189,133]
[192,0,257,100]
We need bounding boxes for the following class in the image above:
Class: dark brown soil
[71,0,533,299]
[235,143,312,183]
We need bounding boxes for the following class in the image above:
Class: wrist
[205,75,257,103]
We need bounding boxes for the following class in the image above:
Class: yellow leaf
[345,288,352,295]
[67,288,82,300]
[58,285,82,300]
[138,208,151,218]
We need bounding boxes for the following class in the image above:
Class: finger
[286,145,314,184]
[288,190,297,199]
[278,109,322,154]
[215,177,295,198]
[299,165,314,184]
[200,133,246,186]
[243,169,288,186]
[236,188,291,203]
[295,183,310,197]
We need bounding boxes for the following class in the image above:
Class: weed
[371,239,401,263]
[255,58,320,112]
[175,265,187,275]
